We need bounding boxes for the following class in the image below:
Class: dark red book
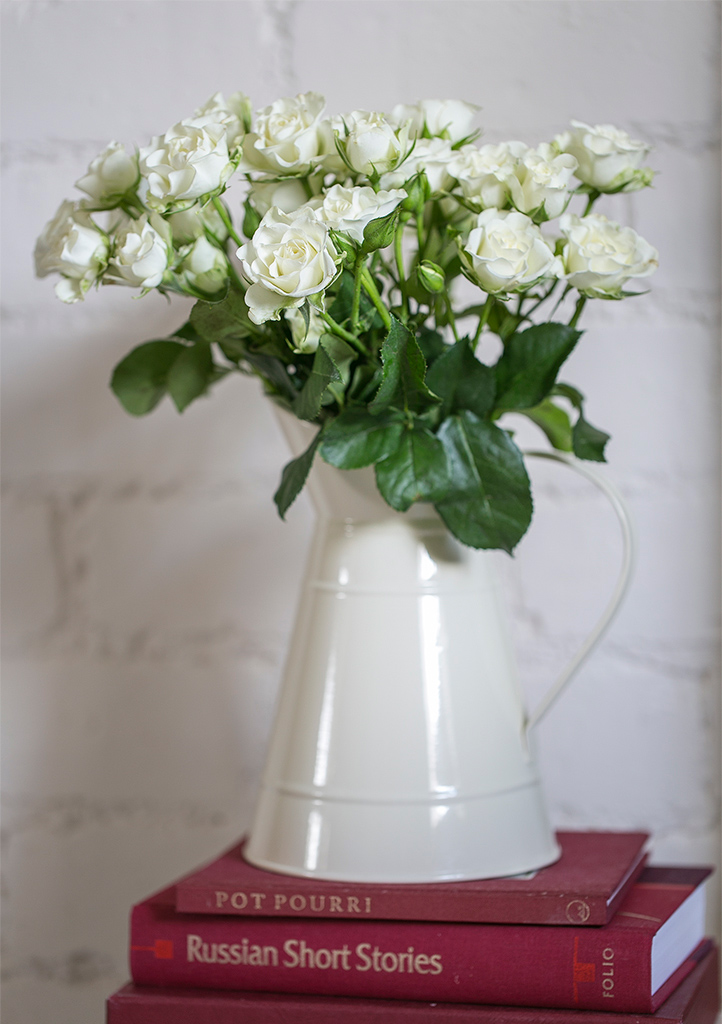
[175,831,649,925]
[129,866,711,1013]
[110,943,719,1023]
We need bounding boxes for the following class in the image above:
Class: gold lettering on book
[186,934,444,975]
[187,935,278,967]
[282,939,352,970]
[215,891,267,910]
[602,946,615,998]
[216,890,373,914]
[355,943,443,975]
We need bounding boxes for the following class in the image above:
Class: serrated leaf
[426,339,495,419]
[417,327,449,365]
[166,341,214,412]
[435,411,532,552]
[375,423,449,512]
[292,340,342,421]
[189,287,254,344]
[321,334,358,405]
[173,320,203,343]
[319,407,405,469]
[573,415,610,462]
[369,315,438,414]
[274,429,322,519]
[243,351,297,401]
[523,399,573,452]
[494,322,582,411]
[110,340,184,416]
[553,383,610,462]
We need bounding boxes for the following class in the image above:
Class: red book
[110,943,719,1024]
[175,831,649,926]
[129,866,711,1013]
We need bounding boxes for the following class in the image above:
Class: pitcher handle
[523,450,635,733]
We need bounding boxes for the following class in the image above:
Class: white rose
[192,91,251,154]
[316,115,349,176]
[508,143,577,220]
[246,178,310,217]
[449,141,528,210]
[342,111,411,177]
[379,138,455,194]
[109,213,172,289]
[237,207,340,324]
[556,121,652,191]
[313,184,406,243]
[461,208,562,295]
[392,99,479,142]
[34,199,108,302]
[138,121,232,209]
[242,92,326,174]
[284,304,326,354]
[560,213,658,296]
[178,236,228,296]
[167,202,229,245]
[75,141,139,204]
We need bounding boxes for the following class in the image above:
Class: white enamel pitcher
[245,414,634,882]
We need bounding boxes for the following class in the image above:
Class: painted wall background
[1,2,720,1021]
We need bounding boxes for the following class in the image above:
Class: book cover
[175,831,649,925]
[129,866,711,1013]
[110,942,719,1024]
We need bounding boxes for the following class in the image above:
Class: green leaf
[494,322,582,412]
[319,407,405,469]
[274,429,322,520]
[523,399,573,452]
[173,320,203,343]
[166,341,214,412]
[189,288,254,344]
[244,351,298,401]
[553,383,610,462]
[375,423,449,512]
[369,315,438,414]
[321,334,358,405]
[485,300,521,341]
[435,411,533,552]
[573,415,610,462]
[426,339,496,419]
[417,327,449,365]
[292,339,342,422]
[110,340,184,416]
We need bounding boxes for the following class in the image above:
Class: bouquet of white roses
[35,92,658,553]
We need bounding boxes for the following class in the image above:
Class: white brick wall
[2,2,720,1021]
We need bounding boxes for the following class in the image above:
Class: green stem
[569,294,587,329]
[445,294,460,341]
[393,222,409,319]
[360,268,392,329]
[520,280,559,322]
[317,309,371,357]
[212,197,244,248]
[582,190,600,217]
[351,252,364,331]
[473,297,494,345]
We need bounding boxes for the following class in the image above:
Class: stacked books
[106,831,719,1023]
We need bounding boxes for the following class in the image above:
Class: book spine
[130,900,658,1012]
[176,885,614,925]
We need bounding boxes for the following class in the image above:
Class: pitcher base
[245,780,561,882]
